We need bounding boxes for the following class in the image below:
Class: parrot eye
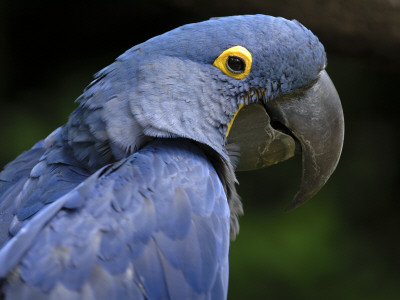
[226,56,246,74]
[213,45,252,79]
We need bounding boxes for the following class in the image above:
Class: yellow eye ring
[213,46,252,80]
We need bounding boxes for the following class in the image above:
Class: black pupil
[226,56,245,74]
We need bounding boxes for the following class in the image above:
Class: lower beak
[227,70,344,210]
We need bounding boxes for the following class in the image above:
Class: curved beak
[227,70,344,210]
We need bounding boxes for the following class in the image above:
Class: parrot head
[69,15,344,213]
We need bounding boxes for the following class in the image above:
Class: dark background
[1,0,399,299]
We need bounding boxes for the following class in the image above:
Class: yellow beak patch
[225,102,245,137]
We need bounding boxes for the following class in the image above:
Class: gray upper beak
[227,70,344,210]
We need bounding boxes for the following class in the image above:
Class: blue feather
[0,140,230,299]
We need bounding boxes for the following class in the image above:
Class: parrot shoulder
[0,139,231,299]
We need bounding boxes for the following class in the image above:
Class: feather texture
[0,139,230,299]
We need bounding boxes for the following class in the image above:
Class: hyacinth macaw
[0,15,344,299]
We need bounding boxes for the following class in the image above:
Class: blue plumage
[1,140,230,299]
[0,14,335,299]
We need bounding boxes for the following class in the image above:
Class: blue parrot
[0,15,344,299]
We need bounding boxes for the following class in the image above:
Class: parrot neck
[197,142,243,239]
